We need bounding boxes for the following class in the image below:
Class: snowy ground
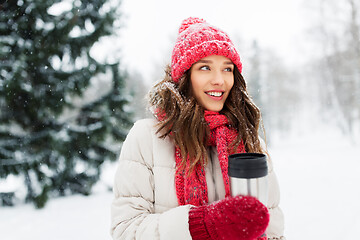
[1,125,359,240]
[270,126,360,239]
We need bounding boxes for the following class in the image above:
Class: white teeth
[207,92,223,97]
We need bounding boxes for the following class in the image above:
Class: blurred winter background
[1,0,359,239]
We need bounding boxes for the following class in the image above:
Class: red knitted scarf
[175,111,245,206]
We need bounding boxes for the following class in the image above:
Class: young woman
[111,17,285,240]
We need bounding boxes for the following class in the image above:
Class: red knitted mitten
[188,195,269,240]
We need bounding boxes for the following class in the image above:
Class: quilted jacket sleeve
[110,120,192,240]
[267,164,286,240]
[260,138,286,240]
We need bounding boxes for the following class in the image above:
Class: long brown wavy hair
[148,64,266,172]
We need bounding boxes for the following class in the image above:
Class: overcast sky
[93,0,312,84]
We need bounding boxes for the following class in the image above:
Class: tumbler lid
[228,153,268,179]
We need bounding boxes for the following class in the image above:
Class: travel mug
[228,153,268,205]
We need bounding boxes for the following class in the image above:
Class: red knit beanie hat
[171,17,242,83]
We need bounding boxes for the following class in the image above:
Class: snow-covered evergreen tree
[0,0,132,208]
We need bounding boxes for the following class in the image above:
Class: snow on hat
[171,17,242,83]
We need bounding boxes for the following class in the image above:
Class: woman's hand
[188,195,269,240]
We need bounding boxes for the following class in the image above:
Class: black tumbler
[228,153,268,205]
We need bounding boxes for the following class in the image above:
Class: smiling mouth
[206,91,224,97]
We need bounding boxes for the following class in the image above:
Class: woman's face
[190,55,234,112]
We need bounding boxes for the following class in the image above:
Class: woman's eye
[200,66,210,71]
[224,67,233,72]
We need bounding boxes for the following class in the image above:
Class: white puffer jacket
[111,119,285,240]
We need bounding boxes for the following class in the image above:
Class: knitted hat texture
[171,17,242,82]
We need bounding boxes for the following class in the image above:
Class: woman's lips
[205,91,224,100]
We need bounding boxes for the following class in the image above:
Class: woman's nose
[211,70,224,85]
